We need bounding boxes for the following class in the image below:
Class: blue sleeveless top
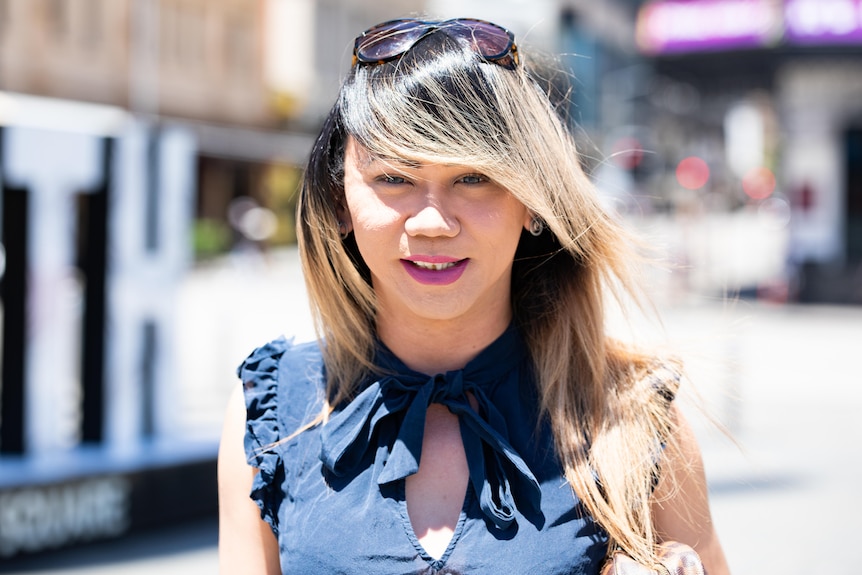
[238,327,610,574]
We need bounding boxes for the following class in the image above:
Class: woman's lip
[401,258,468,285]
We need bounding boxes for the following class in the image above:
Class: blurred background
[0,0,860,573]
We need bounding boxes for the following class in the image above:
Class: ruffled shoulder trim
[237,337,291,532]
[236,336,325,533]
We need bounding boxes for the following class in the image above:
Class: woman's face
[341,137,531,330]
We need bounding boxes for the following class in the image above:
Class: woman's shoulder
[237,336,326,446]
[237,336,325,389]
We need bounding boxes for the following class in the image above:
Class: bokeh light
[743,166,777,200]
[676,156,710,190]
[758,196,792,229]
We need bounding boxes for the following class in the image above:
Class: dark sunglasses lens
[357,20,428,62]
[446,20,512,58]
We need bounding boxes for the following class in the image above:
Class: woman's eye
[459,174,487,185]
[379,174,407,185]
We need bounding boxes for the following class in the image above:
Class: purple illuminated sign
[785,0,862,44]
[637,0,782,54]
[638,0,862,54]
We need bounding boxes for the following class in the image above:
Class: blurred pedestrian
[218,18,730,575]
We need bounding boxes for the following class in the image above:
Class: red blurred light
[742,166,776,200]
[676,156,710,190]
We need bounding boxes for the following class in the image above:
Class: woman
[219,18,730,575]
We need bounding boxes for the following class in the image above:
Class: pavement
[0,518,219,574]
[3,248,861,574]
[662,302,862,575]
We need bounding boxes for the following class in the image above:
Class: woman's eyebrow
[372,155,423,170]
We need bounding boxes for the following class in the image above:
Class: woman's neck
[375,311,512,375]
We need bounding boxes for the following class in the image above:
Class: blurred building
[0,0,269,125]
[472,0,862,304]
[631,0,862,303]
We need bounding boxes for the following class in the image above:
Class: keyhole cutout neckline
[405,403,471,560]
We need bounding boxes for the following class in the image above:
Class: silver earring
[337,221,350,240]
[529,216,544,237]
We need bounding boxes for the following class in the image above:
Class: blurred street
[3,248,861,575]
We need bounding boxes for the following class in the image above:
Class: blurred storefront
[632,0,862,303]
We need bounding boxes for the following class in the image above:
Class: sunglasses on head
[352,18,519,69]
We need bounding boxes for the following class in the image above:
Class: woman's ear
[336,202,353,237]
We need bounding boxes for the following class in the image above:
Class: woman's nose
[404,191,459,238]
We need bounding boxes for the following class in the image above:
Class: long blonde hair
[297,29,679,564]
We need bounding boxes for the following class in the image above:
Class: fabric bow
[319,332,542,531]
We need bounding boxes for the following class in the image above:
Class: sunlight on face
[341,137,531,333]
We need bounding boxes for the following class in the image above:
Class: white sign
[0,477,131,557]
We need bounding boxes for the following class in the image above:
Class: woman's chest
[274,433,608,575]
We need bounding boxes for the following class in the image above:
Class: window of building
[0,0,8,33]
[45,0,70,41]
[161,1,205,71]
[179,5,204,69]
[80,0,103,52]
[225,13,255,82]
[160,2,179,66]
